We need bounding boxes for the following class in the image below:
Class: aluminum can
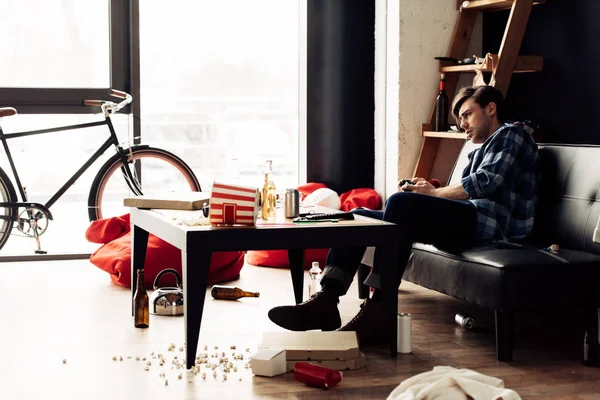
[285,188,300,218]
[455,312,475,329]
[397,313,412,354]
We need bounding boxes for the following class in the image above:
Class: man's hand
[399,177,437,196]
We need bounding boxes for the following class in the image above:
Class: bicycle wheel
[0,166,17,251]
[88,146,201,221]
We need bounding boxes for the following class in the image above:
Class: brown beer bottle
[133,270,149,328]
[211,285,260,300]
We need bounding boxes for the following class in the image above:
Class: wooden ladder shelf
[413,0,544,180]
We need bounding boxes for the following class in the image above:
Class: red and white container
[209,182,260,226]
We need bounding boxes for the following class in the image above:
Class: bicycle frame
[0,114,143,219]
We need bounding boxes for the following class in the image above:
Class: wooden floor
[1,260,599,400]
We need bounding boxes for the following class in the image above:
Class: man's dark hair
[451,85,506,126]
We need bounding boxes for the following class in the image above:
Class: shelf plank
[441,55,542,73]
[423,131,467,139]
[459,0,545,12]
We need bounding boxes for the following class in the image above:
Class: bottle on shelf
[435,73,449,132]
[211,285,260,301]
[261,160,277,220]
[308,261,323,298]
[133,269,149,328]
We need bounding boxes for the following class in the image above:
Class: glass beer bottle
[261,160,276,220]
[133,270,150,328]
[211,285,260,300]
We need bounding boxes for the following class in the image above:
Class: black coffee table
[129,207,399,369]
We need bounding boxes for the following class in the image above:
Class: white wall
[375,0,481,199]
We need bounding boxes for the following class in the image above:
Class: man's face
[458,98,495,144]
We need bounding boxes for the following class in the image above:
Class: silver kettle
[149,268,184,316]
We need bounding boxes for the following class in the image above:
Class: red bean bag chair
[86,214,245,289]
[339,188,382,211]
[245,248,330,270]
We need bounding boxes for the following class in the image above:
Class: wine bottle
[133,270,149,328]
[435,73,449,132]
[261,160,276,220]
[211,285,260,301]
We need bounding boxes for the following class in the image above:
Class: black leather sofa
[361,143,600,361]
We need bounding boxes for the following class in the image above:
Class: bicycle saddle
[0,107,17,118]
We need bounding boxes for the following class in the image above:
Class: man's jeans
[321,191,478,295]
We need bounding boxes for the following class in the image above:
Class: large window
[139,1,300,191]
[0,1,302,257]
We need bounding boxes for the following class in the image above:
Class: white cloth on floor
[594,213,600,243]
[387,366,521,400]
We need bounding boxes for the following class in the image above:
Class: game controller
[398,178,442,188]
[398,179,416,187]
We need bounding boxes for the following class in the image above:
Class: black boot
[268,291,341,331]
[338,299,389,346]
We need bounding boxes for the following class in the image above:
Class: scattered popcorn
[176,215,210,226]
[109,342,252,385]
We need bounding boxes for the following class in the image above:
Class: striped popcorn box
[209,182,260,226]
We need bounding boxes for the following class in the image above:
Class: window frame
[0,0,139,118]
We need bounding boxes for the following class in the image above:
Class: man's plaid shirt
[461,124,540,241]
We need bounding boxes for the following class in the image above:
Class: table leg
[183,247,212,370]
[287,249,305,304]
[379,244,399,357]
[131,223,149,316]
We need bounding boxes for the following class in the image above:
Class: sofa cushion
[528,145,600,255]
[404,242,600,311]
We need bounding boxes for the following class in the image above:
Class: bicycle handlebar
[83,89,132,114]
[110,89,128,99]
[83,100,103,107]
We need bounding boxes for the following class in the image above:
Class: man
[268,85,540,345]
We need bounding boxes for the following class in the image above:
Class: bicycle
[0,89,201,254]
